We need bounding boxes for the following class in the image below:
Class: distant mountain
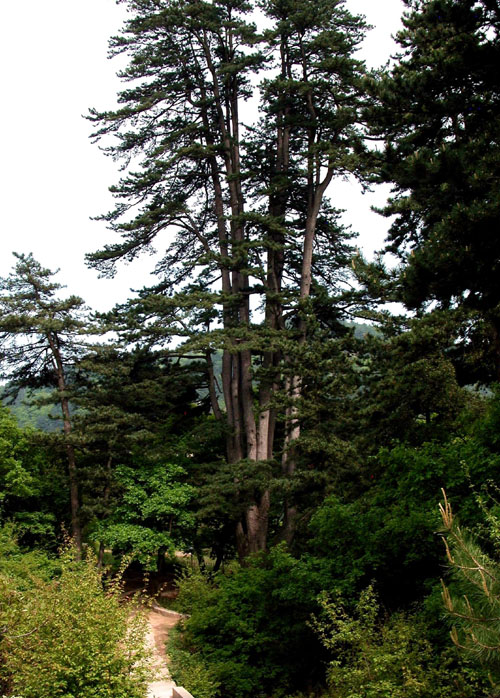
[1,387,62,432]
[345,322,380,339]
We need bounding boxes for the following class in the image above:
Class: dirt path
[146,607,183,698]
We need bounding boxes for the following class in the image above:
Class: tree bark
[46,332,82,555]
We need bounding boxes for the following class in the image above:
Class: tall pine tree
[88,0,369,557]
[0,253,90,552]
[368,0,500,379]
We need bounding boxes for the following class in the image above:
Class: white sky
[0,0,405,312]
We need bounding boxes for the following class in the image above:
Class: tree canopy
[87,0,371,557]
[368,0,500,376]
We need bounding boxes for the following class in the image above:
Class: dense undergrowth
[168,550,490,698]
[0,531,150,698]
[164,392,500,698]
[3,387,500,697]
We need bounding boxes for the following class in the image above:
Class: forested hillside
[1,1,500,697]
[1,387,62,432]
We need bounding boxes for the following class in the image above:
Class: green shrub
[0,545,151,698]
[311,585,489,698]
[0,524,57,590]
[0,408,65,549]
[306,424,500,611]
[170,545,327,698]
[169,626,221,698]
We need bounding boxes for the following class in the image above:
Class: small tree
[440,490,500,688]
[0,253,90,551]
[71,343,208,565]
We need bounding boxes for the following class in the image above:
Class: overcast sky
[0,0,405,311]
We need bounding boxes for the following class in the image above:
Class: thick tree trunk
[280,375,301,545]
[206,349,223,422]
[200,21,337,558]
[203,39,271,559]
[280,167,336,544]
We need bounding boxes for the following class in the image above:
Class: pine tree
[0,253,90,552]
[440,491,500,686]
[71,343,208,565]
[368,0,500,378]
[87,0,370,557]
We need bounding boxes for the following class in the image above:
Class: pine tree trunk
[280,164,336,543]
[47,333,82,555]
[204,40,272,559]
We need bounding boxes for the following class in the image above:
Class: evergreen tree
[72,344,209,566]
[0,253,90,552]
[355,311,466,449]
[441,490,500,688]
[88,0,370,557]
[368,0,500,378]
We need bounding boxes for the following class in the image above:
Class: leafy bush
[306,418,500,610]
[0,407,65,548]
[170,552,488,698]
[0,523,57,590]
[0,544,151,698]
[92,461,196,569]
[311,585,488,698]
[169,627,221,698]
[171,545,327,698]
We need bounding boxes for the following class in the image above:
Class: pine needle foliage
[366,0,500,378]
[87,0,372,555]
[440,490,500,684]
